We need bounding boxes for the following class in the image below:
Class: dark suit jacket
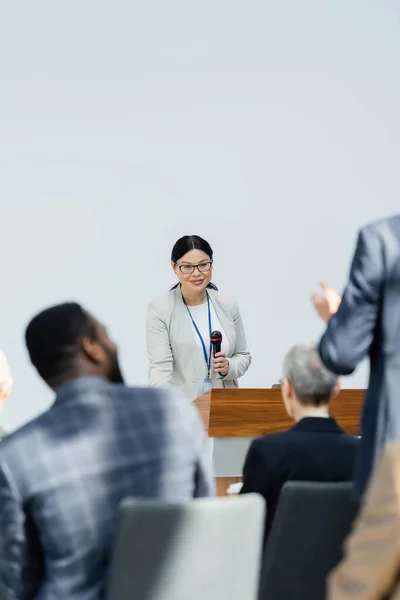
[240,417,358,540]
[319,215,400,498]
[0,376,214,600]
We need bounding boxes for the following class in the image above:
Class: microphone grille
[211,330,222,340]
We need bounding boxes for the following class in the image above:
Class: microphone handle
[212,342,221,355]
[212,342,224,380]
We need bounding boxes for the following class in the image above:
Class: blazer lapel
[171,285,198,351]
[208,290,235,357]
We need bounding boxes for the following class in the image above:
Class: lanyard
[182,292,212,378]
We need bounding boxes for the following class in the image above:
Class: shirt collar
[304,412,329,419]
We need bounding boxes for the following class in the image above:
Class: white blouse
[185,300,228,397]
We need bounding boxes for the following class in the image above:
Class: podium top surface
[194,388,364,437]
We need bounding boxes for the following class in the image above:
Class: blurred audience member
[311,215,400,498]
[241,342,359,541]
[0,303,214,600]
[0,349,12,438]
[329,443,400,600]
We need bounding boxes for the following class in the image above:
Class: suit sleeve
[319,227,384,375]
[224,297,252,381]
[150,388,216,498]
[192,418,216,498]
[240,442,268,496]
[146,300,173,387]
[0,462,43,600]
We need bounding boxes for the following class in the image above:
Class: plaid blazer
[0,376,214,600]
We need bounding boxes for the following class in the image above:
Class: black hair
[25,302,96,386]
[170,235,218,291]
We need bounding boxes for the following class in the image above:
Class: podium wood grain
[194,388,364,496]
[195,388,363,437]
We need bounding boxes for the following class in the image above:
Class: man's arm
[146,300,173,387]
[318,227,384,375]
[0,462,43,600]
[223,297,252,381]
[190,404,216,498]
[150,388,215,499]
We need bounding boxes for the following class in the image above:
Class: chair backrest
[258,481,359,600]
[106,494,265,600]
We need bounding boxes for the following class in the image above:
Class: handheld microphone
[211,330,222,355]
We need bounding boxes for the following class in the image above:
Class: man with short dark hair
[241,343,358,540]
[0,303,214,600]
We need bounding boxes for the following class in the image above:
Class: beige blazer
[329,443,400,600]
[146,286,252,401]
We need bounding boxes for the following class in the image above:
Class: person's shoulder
[209,289,238,311]
[117,385,199,429]
[250,431,291,454]
[0,409,53,463]
[338,432,360,447]
[148,290,176,317]
[360,214,400,240]
[117,384,190,411]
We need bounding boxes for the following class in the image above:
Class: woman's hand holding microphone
[211,330,229,376]
[213,351,229,376]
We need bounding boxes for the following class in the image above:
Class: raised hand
[311,280,341,323]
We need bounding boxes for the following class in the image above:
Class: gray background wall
[1,0,400,429]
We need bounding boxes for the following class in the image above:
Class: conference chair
[258,481,359,600]
[106,494,265,600]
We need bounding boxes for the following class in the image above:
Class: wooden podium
[194,388,364,496]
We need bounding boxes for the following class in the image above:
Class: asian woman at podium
[146,234,251,401]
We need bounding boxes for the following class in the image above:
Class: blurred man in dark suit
[241,343,358,541]
[0,303,214,600]
[311,214,400,498]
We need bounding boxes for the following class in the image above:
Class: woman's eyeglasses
[176,261,213,275]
